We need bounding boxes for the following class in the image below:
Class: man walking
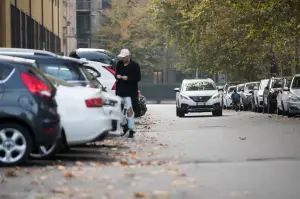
[231,88,241,112]
[115,49,141,138]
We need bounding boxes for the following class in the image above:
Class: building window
[153,71,163,84]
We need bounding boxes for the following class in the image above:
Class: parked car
[42,74,118,151]
[276,77,293,115]
[240,82,259,111]
[263,77,284,114]
[174,79,223,117]
[69,48,117,69]
[0,55,61,165]
[253,79,269,112]
[223,85,236,109]
[0,47,57,57]
[280,75,300,117]
[136,90,147,117]
[0,52,103,89]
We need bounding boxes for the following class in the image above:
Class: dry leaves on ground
[134,192,147,198]
[63,171,74,179]
[4,170,17,177]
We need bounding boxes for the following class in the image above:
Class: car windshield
[44,74,74,87]
[291,77,300,89]
[245,83,257,91]
[228,87,235,93]
[259,80,268,90]
[237,85,244,92]
[271,79,283,88]
[184,81,216,91]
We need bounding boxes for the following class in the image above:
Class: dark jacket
[115,60,141,97]
[231,92,241,102]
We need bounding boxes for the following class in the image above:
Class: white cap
[117,49,130,58]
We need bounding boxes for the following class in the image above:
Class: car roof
[0,52,87,64]
[0,54,36,65]
[294,74,300,77]
[0,48,58,57]
[182,78,214,83]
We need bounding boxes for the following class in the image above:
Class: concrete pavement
[1,104,300,199]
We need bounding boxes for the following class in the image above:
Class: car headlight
[289,93,299,102]
[180,94,190,100]
[212,93,221,99]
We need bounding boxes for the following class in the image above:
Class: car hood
[182,90,218,96]
[291,89,300,97]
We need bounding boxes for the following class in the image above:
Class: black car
[0,53,103,89]
[263,77,284,114]
[0,56,61,166]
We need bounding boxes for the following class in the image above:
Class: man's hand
[122,76,128,80]
[116,75,122,79]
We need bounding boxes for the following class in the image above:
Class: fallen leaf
[57,165,66,171]
[5,170,17,177]
[120,160,129,166]
[0,175,7,184]
[134,192,146,198]
[152,190,171,199]
[75,161,84,167]
[63,171,74,178]
[129,151,137,157]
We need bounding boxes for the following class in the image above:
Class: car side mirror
[283,87,289,91]
[174,88,180,92]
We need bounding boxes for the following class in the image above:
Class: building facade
[62,0,77,55]
[76,0,111,48]
[0,0,63,53]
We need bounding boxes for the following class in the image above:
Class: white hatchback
[174,79,223,117]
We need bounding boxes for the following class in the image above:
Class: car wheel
[30,141,59,160]
[0,123,32,166]
[212,109,222,116]
[178,109,185,117]
[288,112,294,118]
[176,108,179,116]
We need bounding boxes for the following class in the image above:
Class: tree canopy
[148,0,300,81]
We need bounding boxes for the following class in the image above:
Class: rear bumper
[35,118,61,147]
[181,103,222,113]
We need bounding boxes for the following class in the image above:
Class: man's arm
[115,61,122,80]
[127,63,141,82]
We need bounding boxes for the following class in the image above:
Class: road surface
[1,104,300,199]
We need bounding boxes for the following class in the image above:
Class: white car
[84,60,116,95]
[43,75,120,150]
[174,79,223,117]
[280,75,300,117]
[223,86,236,109]
[276,77,292,115]
[253,79,269,112]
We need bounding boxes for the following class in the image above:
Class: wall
[0,0,63,53]
[62,0,77,55]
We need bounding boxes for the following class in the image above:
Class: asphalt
[1,105,300,199]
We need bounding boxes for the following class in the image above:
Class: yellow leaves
[134,192,147,198]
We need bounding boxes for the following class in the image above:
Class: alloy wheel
[30,143,57,159]
[0,128,27,164]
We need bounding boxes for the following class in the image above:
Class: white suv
[174,79,223,117]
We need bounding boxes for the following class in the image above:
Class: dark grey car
[0,56,61,166]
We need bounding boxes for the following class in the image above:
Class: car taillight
[85,98,104,108]
[103,66,116,75]
[20,72,51,98]
[112,82,116,90]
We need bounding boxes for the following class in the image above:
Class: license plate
[196,102,205,106]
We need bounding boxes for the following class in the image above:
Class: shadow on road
[183,115,229,118]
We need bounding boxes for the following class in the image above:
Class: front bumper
[181,102,222,113]
[288,101,300,114]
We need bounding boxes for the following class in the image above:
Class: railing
[76,0,91,11]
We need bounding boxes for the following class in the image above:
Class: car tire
[0,123,32,166]
[178,109,185,117]
[176,108,179,116]
[212,109,222,116]
[30,140,60,160]
[288,112,294,118]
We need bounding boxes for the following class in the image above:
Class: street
[1,104,300,199]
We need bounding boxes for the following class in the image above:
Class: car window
[0,64,13,81]
[245,83,256,91]
[184,81,216,91]
[271,79,283,88]
[292,77,300,89]
[39,62,85,81]
[80,66,102,87]
[237,85,244,92]
[74,51,113,65]
[228,87,235,93]
[44,74,74,87]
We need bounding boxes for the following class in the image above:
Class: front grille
[189,105,213,109]
[189,96,212,102]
